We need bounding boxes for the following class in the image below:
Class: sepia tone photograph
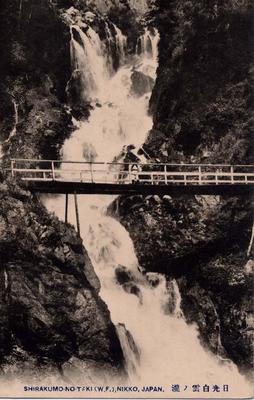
[0,0,253,398]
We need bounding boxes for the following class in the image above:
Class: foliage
[107,1,142,50]
[148,0,254,164]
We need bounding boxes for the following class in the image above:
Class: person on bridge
[131,163,141,184]
[114,145,142,184]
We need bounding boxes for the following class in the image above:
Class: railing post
[164,165,167,185]
[128,164,132,183]
[51,161,55,180]
[90,163,94,183]
[230,166,234,184]
[198,166,202,185]
[184,174,187,186]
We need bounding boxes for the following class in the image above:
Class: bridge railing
[9,159,254,186]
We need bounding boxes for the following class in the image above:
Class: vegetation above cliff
[147,0,253,164]
[0,0,73,163]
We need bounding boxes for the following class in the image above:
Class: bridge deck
[9,159,254,195]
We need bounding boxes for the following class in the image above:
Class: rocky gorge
[0,0,253,390]
[110,0,254,377]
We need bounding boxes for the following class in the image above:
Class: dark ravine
[111,0,254,378]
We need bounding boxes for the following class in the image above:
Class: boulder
[115,265,133,285]
[131,71,155,97]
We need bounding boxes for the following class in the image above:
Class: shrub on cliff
[148,0,254,164]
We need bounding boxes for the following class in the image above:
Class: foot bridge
[9,159,254,196]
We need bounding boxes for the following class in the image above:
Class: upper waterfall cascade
[114,24,127,65]
[136,28,159,60]
[45,20,252,393]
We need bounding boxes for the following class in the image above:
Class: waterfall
[70,25,110,100]
[171,279,184,318]
[113,24,127,65]
[5,99,18,143]
[104,22,114,71]
[45,20,252,395]
[136,28,159,62]
[247,223,254,257]
[135,28,159,81]
[116,323,141,381]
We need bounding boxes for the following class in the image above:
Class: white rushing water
[5,99,18,143]
[0,98,19,164]
[45,23,252,395]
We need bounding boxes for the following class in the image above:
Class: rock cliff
[0,181,123,381]
[0,0,124,381]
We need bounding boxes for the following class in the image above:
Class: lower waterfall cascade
[45,21,252,395]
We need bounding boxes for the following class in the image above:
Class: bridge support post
[65,194,68,224]
[74,192,81,237]
[11,160,14,178]
[164,165,167,184]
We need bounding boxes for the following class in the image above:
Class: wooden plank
[20,180,254,196]
[20,176,254,185]
[14,168,254,178]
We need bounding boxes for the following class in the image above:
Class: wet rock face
[179,252,254,374]
[0,182,124,378]
[131,71,155,97]
[113,195,252,274]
